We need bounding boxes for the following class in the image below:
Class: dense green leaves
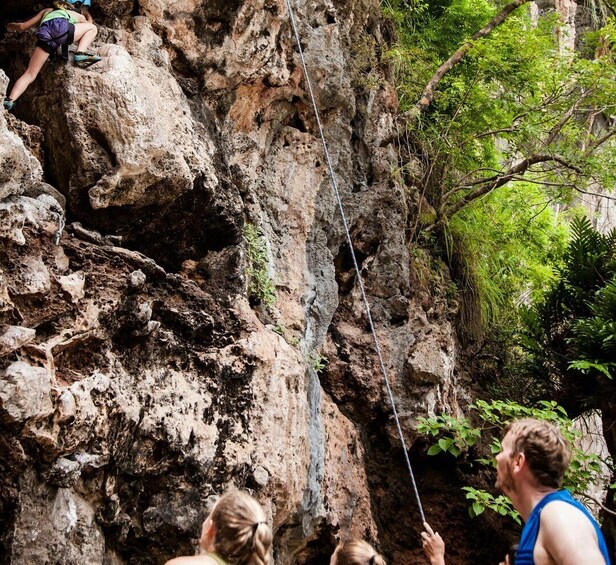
[419,400,612,522]
[243,224,276,307]
[384,0,616,218]
[383,0,615,342]
[521,218,616,400]
[446,182,569,326]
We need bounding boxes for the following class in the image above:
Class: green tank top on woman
[41,9,78,25]
[204,553,228,565]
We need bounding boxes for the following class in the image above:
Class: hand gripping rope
[284,0,426,524]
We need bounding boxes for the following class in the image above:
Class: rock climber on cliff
[3,0,101,111]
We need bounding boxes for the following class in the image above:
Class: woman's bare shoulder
[165,556,219,565]
[66,9,86,21]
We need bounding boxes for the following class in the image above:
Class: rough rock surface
[0,1,496,563]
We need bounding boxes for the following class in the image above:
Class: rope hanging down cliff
[283,0,426,524]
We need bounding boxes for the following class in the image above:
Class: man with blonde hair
[496,418,610,564]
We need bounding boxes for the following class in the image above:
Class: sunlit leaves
[419,399,612,523]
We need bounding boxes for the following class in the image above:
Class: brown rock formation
[0,1,507,563]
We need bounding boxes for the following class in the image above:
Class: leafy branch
[418,400,613,522]
[415,0,534,113]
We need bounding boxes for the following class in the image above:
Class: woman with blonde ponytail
[330,540,387,565]
[331,522,446,565]
[166,490,272,565]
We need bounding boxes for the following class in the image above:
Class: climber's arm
[7,9,50,33]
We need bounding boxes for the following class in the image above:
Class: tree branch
[601,0,616,17]
[508,176,616,201]
[544,92,584,147]
[416,0,533,113]
[577,492,616,517]
[474,127,517,140]
[583,127,616,157]
[443,155,582,218]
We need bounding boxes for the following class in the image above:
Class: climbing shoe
[3,97,14,111]
[73,52,101,68]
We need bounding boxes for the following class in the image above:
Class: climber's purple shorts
[35,19,75,55]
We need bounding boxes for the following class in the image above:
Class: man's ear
[512,452,526,473]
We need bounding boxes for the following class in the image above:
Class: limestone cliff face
[0,1,469,563]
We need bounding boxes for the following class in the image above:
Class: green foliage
[418,413,481,456]
[462,486,520,523]
[272,324,287,336]
[569,279,616,380]
[383,0,616,210]
[383,0,615,342]
[419,399,611,522]
[243,224,276,307]
[519,217,616,405]
[445,182,569,328]
[386,1,616,197]
[351,34,383,90]
[307,352,328,372]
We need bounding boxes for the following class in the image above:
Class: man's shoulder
[539,500,599,548]
[537,500,606,564]
[541,499,595,529]
[542,498,593,519]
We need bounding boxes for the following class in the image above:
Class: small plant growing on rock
[307,352,327,373]
[243,223,276,308]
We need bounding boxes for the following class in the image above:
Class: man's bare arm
[540,502,606,565]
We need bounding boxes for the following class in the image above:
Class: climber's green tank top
[41,9,78,25]
[204,553,228,565]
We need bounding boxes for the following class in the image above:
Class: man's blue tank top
[515,489,611,565]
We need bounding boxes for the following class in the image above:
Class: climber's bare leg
[73,22,97,52]
[8,46,50,102]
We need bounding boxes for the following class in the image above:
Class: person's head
[330,540,386,565]
[200,490,272,565]
[64,0,91,8]
[496,418,571,493]
[53,0,88,12]
[53,1,72,9]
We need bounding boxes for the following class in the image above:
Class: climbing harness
[283,0,426,524]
